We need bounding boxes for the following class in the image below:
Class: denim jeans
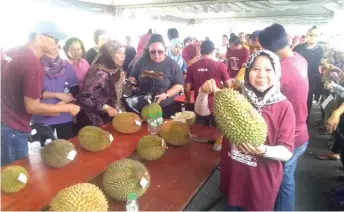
[1,123,29,166]
[274,141,309,211]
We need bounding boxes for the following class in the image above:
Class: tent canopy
[68,0,344,25]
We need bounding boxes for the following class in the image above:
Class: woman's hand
[128,77,137,85]
[155,92,168,104]
[237,143,266,155]
[326,110,341,133]
[200,79,220,93]
[56,93,75,103]
[105,106,118,117]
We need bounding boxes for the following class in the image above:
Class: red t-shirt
[226,47,249,78]
[185,59,230,113]
[280,53,309,147]
[220,100,295,211]
[182,45,197,63]
[1,46,44,132]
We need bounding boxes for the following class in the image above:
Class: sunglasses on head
[150,50,164,55]
[42,33,59,44]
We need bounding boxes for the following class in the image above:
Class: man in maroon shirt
[185,40,231,126]
[225,34,249,78]
[182,36,202,67]
[1,20,80,166]
[259,23,309,211]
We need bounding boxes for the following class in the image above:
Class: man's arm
[24,97,79,116]
[185,83,192,102]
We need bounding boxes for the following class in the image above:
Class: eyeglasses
[150,50,164,55]
[42,33,59,44]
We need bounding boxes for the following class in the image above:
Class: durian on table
[1,165,28,193]
[49,183,108,211]
[102,158,150,201]
[213,88,267,147]
[112,112,142,134]
[141,103,162,122]
[137,135,167,161]
[78,126,113,152]
[159,120,190,146]
[41,139,76,168]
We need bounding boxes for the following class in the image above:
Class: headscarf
[166,38,184,68]
[242,50,286,112]
[136,34,152,57]
[92,40,125,68]
[40,55,66,79]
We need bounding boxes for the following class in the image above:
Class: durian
[141,103,162,122]
[78,126,113,152]
[102,159,150,201]
[159,120,190,146]
[213,88,267,146]
[49,183,108,211]
[1,165,28,193]
[137,135,167,161]
[41,139,76,168]
[112,112,142,134]
[173,111,196,127]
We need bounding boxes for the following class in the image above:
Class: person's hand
[68,104,80,117]
[155,92,168,104]
[324,82,334,92]
[128,77,137,85]
[105,106,118,117]
[326,110,341,133]
[183,98,189,104]
[200,79,220,93]
[237,143,266,155]
[56,93,75,103]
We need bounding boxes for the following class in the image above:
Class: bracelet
[258,145,268,156]
[102,104,109,111]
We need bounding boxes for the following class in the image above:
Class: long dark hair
[143,34,166,59]
[93,45,118,70]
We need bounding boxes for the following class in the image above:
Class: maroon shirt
[185,59,230,113]
[280,52,309,147]
[226,47,249,78]
[1,47,44,132]
[182,45,197,63]
[220,100,295,210]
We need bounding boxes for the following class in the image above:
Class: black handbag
[122,77,155,114]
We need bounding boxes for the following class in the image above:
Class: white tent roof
[72,0,344,25]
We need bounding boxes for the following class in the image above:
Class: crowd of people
[1,18,344,210]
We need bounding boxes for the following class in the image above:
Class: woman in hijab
[195,50,296,211]
[31,46,78,139]
[76,40,126,130]
[166,38,187,73]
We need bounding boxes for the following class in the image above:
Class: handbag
[122,77,155,114]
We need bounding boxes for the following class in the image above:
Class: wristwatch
[164,92,169,98]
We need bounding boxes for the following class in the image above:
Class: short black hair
[147,29,155,34]
[63,37,86,59]
[223,34,228,39]
[143,34,165,58]
[94,29,107,45]
[183,36,192,45]
[258,23,289,52]
[228,34,240,46]
[250,30,261,42]
[200,40,215,55]
[167,28,179,40]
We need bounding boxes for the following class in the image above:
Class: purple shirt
[31,62,78,125]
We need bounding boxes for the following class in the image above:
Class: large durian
[78,126,113,152]
[49,183,108,211]
[137,135,167,161]
[172,111,196,127]
[141,103,162,122]
[41,139,76,168]
[112,112,142,134]
[159,120,190,146]
[102,159,150,201]
[1,165,28,193]
[213,88,267,146]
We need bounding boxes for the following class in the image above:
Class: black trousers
[307,74,322,123]
[50,122,75,140]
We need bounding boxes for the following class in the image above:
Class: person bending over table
[194,50,296,211]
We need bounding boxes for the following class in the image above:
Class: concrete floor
[185,104,344,211]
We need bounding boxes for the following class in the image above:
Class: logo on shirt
[229,57,240,71]
[228,145,257,167]
[198,68,208,72]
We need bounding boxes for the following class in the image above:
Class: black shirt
[85,48,98,65]
[130,56,184,107]
[123,46,137,75]
[294,43,323,77]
